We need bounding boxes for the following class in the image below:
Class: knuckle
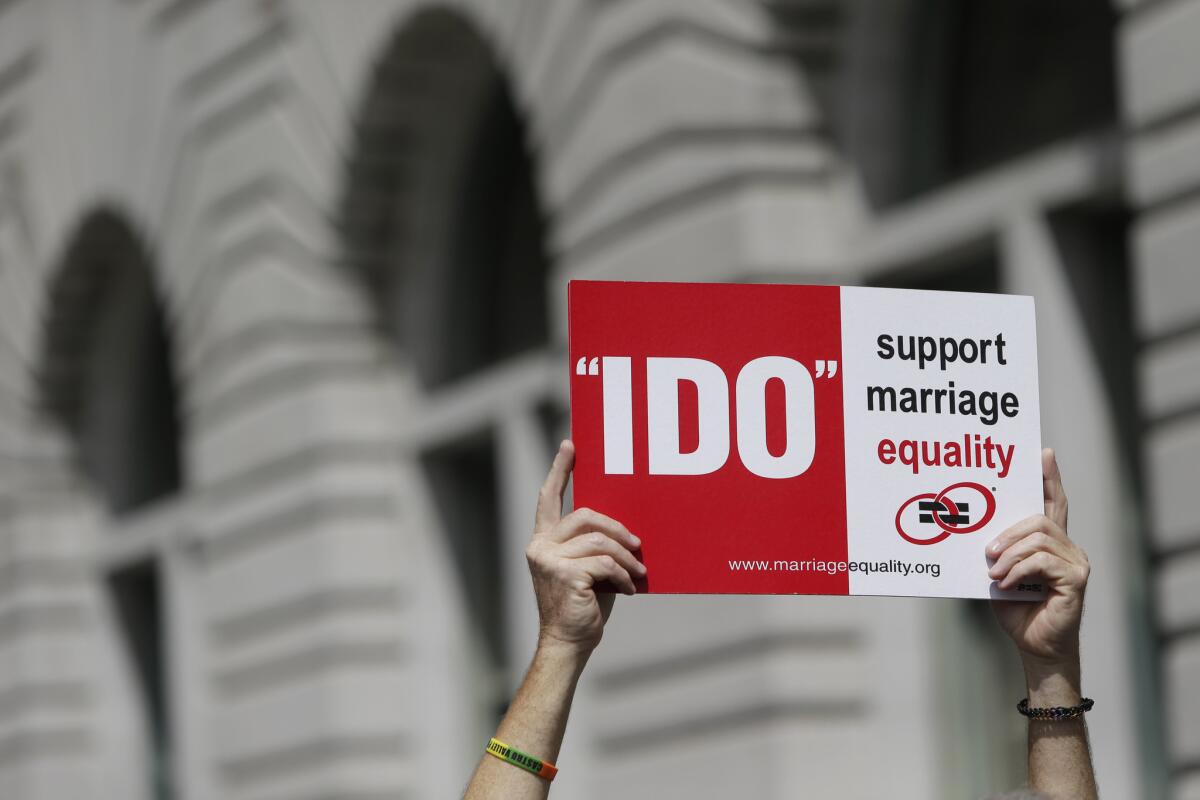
[568,508,596,530]
[588,531,607,548]
[599,555,617,570]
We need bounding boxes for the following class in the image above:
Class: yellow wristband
[486,738,558,781]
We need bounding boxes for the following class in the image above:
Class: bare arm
[989,449,1097,800]
[1023,657,1093,799]
[464,440,644,800]
[463,643,589,800]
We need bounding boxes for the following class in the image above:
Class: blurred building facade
[0,1,1196,798]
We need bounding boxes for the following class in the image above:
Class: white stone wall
[1123,1,1200,797]
[0,0,1183,798]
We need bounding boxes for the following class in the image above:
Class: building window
[844,0,1118,207]
[41,210,183,514]
[1044,206,1165,787]
[342,8,555,732]
[108,560,173,800]
[41,209,186,800]
[341,9,552,389]
[422,435,509,716]
[415,75,550,388]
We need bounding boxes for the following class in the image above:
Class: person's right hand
[525,440,645,654]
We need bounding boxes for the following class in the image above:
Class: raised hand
[465,441,645,800]
[988,448,1089,666]
[524,440,645,653]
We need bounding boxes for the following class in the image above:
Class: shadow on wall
[825,0,1117,209]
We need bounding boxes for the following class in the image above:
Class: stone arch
[516,0,837,280]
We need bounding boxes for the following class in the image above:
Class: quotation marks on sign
[814,360,838,379]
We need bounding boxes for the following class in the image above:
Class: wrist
[534,634,595,674]
[1021,653,1082,707]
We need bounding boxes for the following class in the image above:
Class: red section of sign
[568,281,848,594]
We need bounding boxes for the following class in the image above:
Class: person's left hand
[988,449,1090,667]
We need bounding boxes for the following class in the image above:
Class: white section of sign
[839,287,1044,599]
[601,356,634,474]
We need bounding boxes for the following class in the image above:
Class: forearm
[1023,656,1097,800]
[464,641,590,800]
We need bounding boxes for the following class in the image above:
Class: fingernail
[636,561,647,575]
[988,540,1001,554]
[630,535,642,548]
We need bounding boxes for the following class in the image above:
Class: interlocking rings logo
[895,482,997,545]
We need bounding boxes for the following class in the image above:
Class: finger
[997,551,1070,590]
[535,440,575,532]
[988,530,1075,581]
[548,507,641,551]
[559,531,647,578]
[986,514,1069,558]
[575,555,637,595]
[1042,448,1068,530]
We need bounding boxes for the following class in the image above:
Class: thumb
[534,440,575,532]
[1042,448,1068,530]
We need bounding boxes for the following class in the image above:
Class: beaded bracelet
[1017,697,1094,721]
[486,738,558,781]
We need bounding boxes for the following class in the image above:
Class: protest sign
[568,280,1044,599]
